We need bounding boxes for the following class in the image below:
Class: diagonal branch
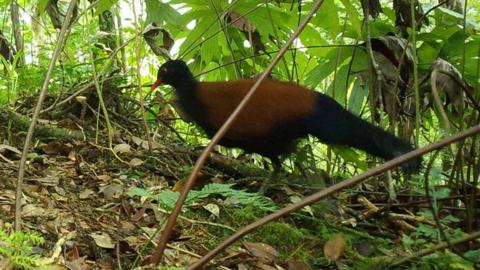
[190,124,480,269]
[390,230,480,267]
[149,0,327,264]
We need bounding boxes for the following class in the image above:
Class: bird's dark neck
[170,73,197,94]
[171,75,213,133]
[171,74,199,107]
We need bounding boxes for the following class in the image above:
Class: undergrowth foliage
[0,229,45,270]
[128,183,277,212]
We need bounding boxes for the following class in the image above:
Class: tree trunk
[10,1,24,66]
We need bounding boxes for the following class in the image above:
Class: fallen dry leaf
[129,158,144,167]
[42,141,72,155]
[79,189,95,199]
[131,136,161,150]
[0,144,21,155]
[68,149,77,161]
[113,143,131,154]
[97,260,113,270]
[65,256,89,270]
[97,175,112,182]
[0,144,21,162]
[0,189,16,200]
[141,227,157,239]
[172,178,187,192]
[121,221,136,232]
[323,234,346,262]
[161,29,174,51]
[131,136,148,148]
[99,184,123,200]
[90,233,114,249]
[252,261,277,270]
[243,241,278,264]
[32,175,59,186]
[46,264,69,270]
[203,203,220,218]
[289,195,313,216]
[125,235,143,247]
[67,242,80,261]
[286,260,310,270]
[22,204,47,217]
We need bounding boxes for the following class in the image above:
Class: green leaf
[93,0,118,16]
[0,0,13,6]
[440,30,467,59]
[201,22,220,64]
[464,249,480,263]
[348,78,367,115]
[299,26,329,58]
[179,12,217,59]
[431,187,450,199]
[339,0,362,38]
[326,64,350,104]
[332,145,367,170]
[304,62,328,88]
[157,190,180,210]
[234,4,291,37]
[38,0,49,13]
[440,215,459,225]
[312,0,341,38]
[417,40,442,64]
[437,6,480,29]
[127,188,151,198]
[166,184,277,212]
[304,47,353,89]
[146,0,183,28]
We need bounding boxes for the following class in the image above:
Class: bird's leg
[259,157,282,194]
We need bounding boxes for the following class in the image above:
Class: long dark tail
[304,94,421,171]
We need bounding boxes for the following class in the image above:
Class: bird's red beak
[151,79,162,91]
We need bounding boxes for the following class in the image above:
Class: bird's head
[151,60,193,90]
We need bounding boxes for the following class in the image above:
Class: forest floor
[0,99,473,270]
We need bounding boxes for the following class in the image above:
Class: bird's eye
[159,67,168,76]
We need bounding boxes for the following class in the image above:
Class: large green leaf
[145,0,183,28]
[234,3,291,38]
[332,145,367,170]
[179,11,217,59]
[311,0,341,39]
[38,0,49,13]
[201,24,220,64]
[417,40,442,65]
[93,0,119,16]
[436,7,480,29]
[347,78,367,115]
[325,63,350,104]
[304,47,353,88]
[339,0,362,38]
[299,25,329,58]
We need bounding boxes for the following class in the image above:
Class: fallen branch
[2,110,84,141]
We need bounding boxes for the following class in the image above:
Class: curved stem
[14,0,77,231]
[148,0,327,264]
